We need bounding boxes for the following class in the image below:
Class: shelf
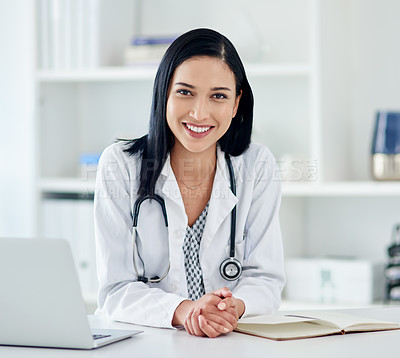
[36,66,158,82]
[282,181,400,197]
[246,63,311,77]
[40,178,96,194]
[39,178,400,197]
[36,63,311,83]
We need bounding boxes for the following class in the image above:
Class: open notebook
[236,311,400,341]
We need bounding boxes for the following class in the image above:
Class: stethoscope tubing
[225,152,237,259]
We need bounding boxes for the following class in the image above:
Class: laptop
[0,238,142,349]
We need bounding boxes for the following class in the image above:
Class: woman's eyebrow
[211,86,231,91]
[174,82,232,92]
[174,82,195,88]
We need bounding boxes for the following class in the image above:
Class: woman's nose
[189,98,210,121]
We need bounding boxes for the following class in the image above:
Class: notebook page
[286,311,400,331]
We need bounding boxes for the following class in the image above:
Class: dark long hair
[124,28,254,196]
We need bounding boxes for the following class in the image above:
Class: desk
[2,307,400,358]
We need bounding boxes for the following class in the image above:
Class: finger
[202,294,222,306]
[208,304,239,322]
[222,308,239,327]
[184,314,192,335]
[217,297,235,311]
[224,308,238,329]
[191,308,205,337]
[211,287,232,298]
[183,319,191,335]
[226,307,239,323]
[206,316,232,333]
[202,312,236,332]
[198,315,222,338]
[185,309,195,335]
[217,298,241,322]
[198,303,238,326]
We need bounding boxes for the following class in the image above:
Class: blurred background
[1,0,400,312]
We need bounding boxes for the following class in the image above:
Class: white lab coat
[94,142,285,328]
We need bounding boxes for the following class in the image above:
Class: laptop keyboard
[93,334,111,340]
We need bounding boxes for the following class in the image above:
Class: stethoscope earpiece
[220,258,243,281]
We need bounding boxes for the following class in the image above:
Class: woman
[95,28,285,338]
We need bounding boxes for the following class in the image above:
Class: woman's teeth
[185,124,211,133]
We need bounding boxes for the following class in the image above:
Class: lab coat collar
[159,154,184,209]
[158,145,238,199]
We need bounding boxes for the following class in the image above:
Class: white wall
[0,0,36,237]
[351,0,400,180]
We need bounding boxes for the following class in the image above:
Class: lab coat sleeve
[94,144,186,328]
[231,149,285,317]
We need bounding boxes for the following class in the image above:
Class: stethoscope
[131,152,242,283]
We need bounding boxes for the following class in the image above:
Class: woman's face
[166,56,241,157]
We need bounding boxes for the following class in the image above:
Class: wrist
[172,300,194,326]
[236,299,246,318]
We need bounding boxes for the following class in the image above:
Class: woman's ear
[232,90,242,118]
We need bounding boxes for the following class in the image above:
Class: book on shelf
[235,311,400,340]
[38,0,100,69]
[124,35,176,65]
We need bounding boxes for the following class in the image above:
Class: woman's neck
[170,143,217,185]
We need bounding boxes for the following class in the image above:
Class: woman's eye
[177,89,192,96]
[213,93,228,100]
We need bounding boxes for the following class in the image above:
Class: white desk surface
[2,306,400,358]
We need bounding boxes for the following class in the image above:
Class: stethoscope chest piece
[220,257,242,281]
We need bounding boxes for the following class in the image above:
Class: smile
[183,123,214,138]
[184,123,212,133]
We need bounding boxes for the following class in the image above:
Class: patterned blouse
[182,202,209,300]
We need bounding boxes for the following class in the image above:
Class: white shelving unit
[34,0,400,308]
[39,178,400,198]
[36,63,312,82]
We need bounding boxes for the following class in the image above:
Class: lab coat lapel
[159,155,185,210]
[201,147,238,252]
[158,155,187,295]
[159,154,188,233]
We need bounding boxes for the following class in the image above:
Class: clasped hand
[173,287,245,338]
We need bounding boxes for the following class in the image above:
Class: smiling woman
[94,28,285,338]
[167,56,241,157]
[166,56,242,230]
